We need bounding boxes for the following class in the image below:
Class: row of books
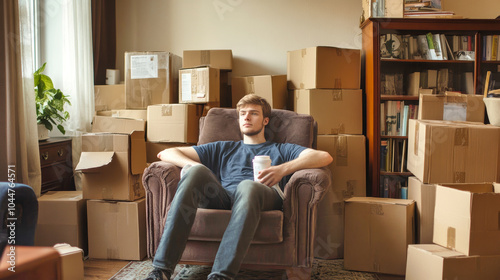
[381,33,475,60]
[381,101,418,136]
[381,138,408,174]
[483,35,500,61]
[484,71,500,97]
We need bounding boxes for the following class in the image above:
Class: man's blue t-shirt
[193,141,307,198]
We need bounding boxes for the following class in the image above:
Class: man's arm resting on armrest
[258,148,333,187]
[157,146,202,168]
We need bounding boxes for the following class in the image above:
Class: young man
[145,95,332,280]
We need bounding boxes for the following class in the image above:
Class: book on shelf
[381,101,417,136]
[483,35,500,61]
[407,72,421,96]
[484,71,500,97]
[380,138,408,173]
[381,73,403,95]
[380,175,408,199]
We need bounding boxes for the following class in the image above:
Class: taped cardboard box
[231,75,287,109]
[35,191,87,254]
[179,67,220,104]
[293,89,362,135]
[125,51,182,109]
[407,119,500,184]
[407,176,436,244]
[315,135,366,259]
[344,197,415,275]
[95,109,147,120]
[287,46,360,90]
[87,199,146,260]
[54,243,84,280]
[183,49,233,70]
[92,115,146,134]
[433,182,500,256]
[406,244,500,280]
[146,141,192,163]
[418,93,485,123]
[94,84,126,112]
[76,131,147,201]
[147,104,202,144]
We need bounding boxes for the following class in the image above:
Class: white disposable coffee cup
[106,69,120,85]
[253,155,271,182]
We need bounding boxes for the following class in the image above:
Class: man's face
[238,104,269,136]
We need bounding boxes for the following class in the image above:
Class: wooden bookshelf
[361,18,500,197]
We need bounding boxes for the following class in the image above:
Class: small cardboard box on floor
[294,89,362,135]
[87,199,146,260]
[433,182,500,256]
[418,93,485,123]
[287,46,361,90]
[314,135,366,259]
[231,75,287,109]
[124,51,182,109]
[406,244,500,280]
[407,176,436,244]
[76,131,147,201]
[35,191,87,254]
[179,66,220,104]
[183,49,233,70]
[147,104,203,144]
[94,84,126,112]
[54,243,84,280]
[344,197,415,275]
[407,119,500,184]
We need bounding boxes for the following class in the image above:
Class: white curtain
[40,0,94,191]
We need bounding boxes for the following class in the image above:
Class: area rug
[109,258,377,280]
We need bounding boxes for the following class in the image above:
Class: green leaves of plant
[34,62,71,135]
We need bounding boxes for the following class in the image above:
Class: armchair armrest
[281,166,332,267]
[142,161,181,257]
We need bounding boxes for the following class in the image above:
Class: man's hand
[257,165,286,187]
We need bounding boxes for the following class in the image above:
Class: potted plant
[34,62,71,140]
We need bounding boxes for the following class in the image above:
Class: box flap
[75,151,114,172]
[345,196,414,206]
[39,191,83,201]
[130,131,147,174]
[53,243,84,257]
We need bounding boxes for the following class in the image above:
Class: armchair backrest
[198,108,317,148]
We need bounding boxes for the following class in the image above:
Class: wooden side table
[39,137,76,194]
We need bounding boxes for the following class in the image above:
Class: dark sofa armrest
[283,167,332,206]
[142,161,181,257]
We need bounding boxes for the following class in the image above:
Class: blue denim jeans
[152,164,283,279]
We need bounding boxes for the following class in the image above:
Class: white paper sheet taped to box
[181,73,192,101]
[130,55,158,79]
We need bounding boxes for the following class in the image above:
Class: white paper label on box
[443,103,467,121]
[181,73,192,101]
[130,55,158,79]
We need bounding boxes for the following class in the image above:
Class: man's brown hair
[236,94,272,119]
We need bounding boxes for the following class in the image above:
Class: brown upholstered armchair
[142,108,332,279]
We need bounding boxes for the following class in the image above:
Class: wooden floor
[84,259,130,280]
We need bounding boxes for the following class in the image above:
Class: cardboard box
[54,243,84,280]
[407,119,500,184]
[183,49,233,70]
[418,94,485,123]
[294,89,362,135]
[94,84,126,112]
[147,104,202,144]
[92,115,146,134]
[406,244,500,280]
[87,199,146,260]
[146,141,192,163]
[179,67,220,104]
[95,109,147,120]
[125,51,182,109]
[35,191,87,253]
[315,135,366,259]
[433,182,500,256]
[287,46,361,90]
[231,75,287,109]
[408,176,436,244]
[76,131,146,201]
[344,197,415,275]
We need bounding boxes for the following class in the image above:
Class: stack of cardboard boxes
[405,97,500,279]
[285,46,366,260]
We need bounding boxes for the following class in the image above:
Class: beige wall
[115,0,363,79]
[444,0,500,19]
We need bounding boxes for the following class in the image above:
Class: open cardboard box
[76,131,146,201]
